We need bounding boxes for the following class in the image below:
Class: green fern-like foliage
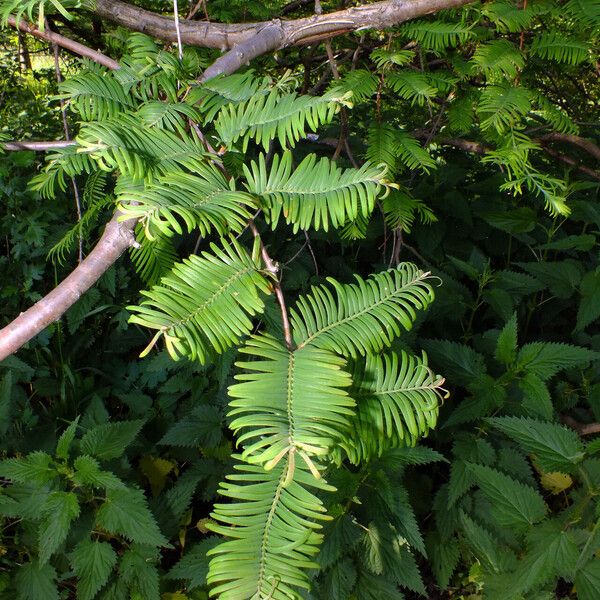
[0,0,79,29]
[129,229,178,287]
[471,40,524,79]
[530,33,591,65]
[399,19,474,50]
[127,238,272,362]
[215,88,351,151]
[207,460,333,600]
[76,115,206,181]
[291,264,435,356]
[58,73,134,121]
[340,351,444,464]
[477,84,531,133]
[387,71,438,106]
[228,333,353,471]
[244,151,388,232]
[117,164,255,239]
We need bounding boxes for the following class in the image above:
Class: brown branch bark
[561,415,600,437]
[7,16,120,70]
[0,212,137,361]
[94,0,474,52]
[539,133,600,162]
[3,140,76,151]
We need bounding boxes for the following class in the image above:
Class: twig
[304,230,319,276]
[173,0,184,60]
[3,140,76,151]
[561,415,600,437]
[53,41,83,263]
[249,221,294,351]
[7,15,119,70]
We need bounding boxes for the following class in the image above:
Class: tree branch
[3,140,76,151]
[539,132,600,162]
[0,212,137,361]
[7,15,120,70]
[93,0,474,52]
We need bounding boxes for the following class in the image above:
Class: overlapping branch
[7,15,119,69]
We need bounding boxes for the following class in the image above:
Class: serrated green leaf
[319,515,362,569]
[0,452,56,485]
[159,405,222,448]
[73,455,125,489]
[39,491,80,564]
[519,373,553,420]
[575,559,600,600]
[495,312,517,365]
[487,416,584,472]
[120,545,160,600]
[468,463,547,528]
[576,271,600,332]
[420,340,486,386]
[509,523,578,594]
[426,532,459,589]
[166,537,220,590]
[459,511,504,573]
[517,342,599,380]
[322,558,357,600]
[56,416,80,460]
[96,487,168,546]
[15,560,58,600]
[70,539,118,600]
[80,420,144,460]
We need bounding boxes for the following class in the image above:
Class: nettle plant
[0,36,447,598]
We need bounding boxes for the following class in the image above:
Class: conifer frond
[366,123,398,175]
[481,1,541,33]
[532,92,579,134]
[117,163,254,239]
[395,131,437,173]
[76,115,206,181]
[335,69,379,103]
[471,40,524,79]
[477,84,531,133]
[564,0,600,26]
[136,101,200,131]
[291,264,435,357]
[366,125,435,175]
[387,71,438,106]
[207,459,332,600]
[58,72,135,121]
[399,20,474,50]
[370,49,415,69]
[530,33,591,65]
[340,351,444,464]
[47,196,113,265]
[215,88,350,151]
[382,190,437,233]
[129,228,178,287]
[29,145,95,199]
[228,333,353,470]
[0,0,79,29]
[128,238,271,362]
[190,71,268,122]
[243,152,387,233]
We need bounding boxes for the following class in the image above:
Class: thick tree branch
[93,0,474,52]
[7,15,120,70]
[538,133,600,162]
[0,212,137,361]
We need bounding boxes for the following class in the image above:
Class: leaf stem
[249,221,294,350]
